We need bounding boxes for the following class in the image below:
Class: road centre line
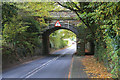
[21,50,69,79]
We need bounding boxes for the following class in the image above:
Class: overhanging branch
[57,2,79,12]
[74,11,95,36]
[57,2,95,37]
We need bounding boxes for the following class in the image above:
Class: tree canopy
[57,2,119,78]
[1,2,119,78]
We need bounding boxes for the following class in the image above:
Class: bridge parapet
[48,22,70,29]
[41,22,78,35]
[49,10,76,18]
[39,10,81,34]
[41,10,93,55]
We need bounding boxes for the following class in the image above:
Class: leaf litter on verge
[81,56,112,78]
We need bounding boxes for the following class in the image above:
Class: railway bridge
[40,10,94,55]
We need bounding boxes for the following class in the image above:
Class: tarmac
[70,56,89,80]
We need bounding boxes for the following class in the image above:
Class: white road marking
[21,50,69,79]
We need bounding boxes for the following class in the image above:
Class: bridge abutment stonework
[41,10,94,55]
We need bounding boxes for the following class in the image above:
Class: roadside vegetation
[1,2,119,78]
[49,29,76,50]
[58,2,119,78]
[81,56,112,78]
[2,2,55,68]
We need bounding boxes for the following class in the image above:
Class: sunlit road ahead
[2,44,76,78]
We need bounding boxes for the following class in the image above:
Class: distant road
[2,44,76,78]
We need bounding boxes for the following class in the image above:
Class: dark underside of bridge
[41,10,95,55]
[42,27,95,55]
[42,27,77,55]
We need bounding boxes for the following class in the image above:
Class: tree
[57,2,119,78]
[2,2,55,62]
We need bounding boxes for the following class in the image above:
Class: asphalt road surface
[2,44,76,78]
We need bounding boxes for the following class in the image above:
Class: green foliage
[49,29,75,49]
[2,2,119,77]
[89,2,119,78]
[2,2,18,26]
[2,2,55,62]
[3,16,29,43]
[16,2,55,17]
[58,2,119,78]
[93,2,119,78]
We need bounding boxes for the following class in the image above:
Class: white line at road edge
[21,50,69,79]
